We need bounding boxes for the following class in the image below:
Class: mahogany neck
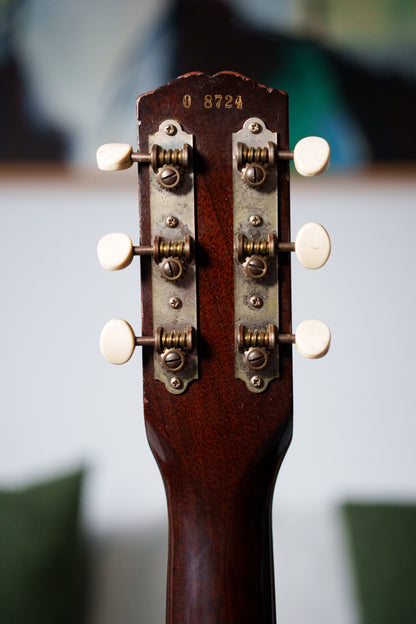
[146,416,292,624]
[167,491,275,624]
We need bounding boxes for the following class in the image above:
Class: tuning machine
[237,321,330,391]
[236,134,330,186]
[237,222,330,280]
[100,319,194,393]
[236,141,275,187]
[238,321,330,361]
[237,233,274,279]
[96,142,190,190]
[97,232,193,281]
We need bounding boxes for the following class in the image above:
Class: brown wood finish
[137,72,293,624]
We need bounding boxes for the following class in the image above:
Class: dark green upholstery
[0,470,86,624]
[343,503,416,624]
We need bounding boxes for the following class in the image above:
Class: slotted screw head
[246,348,268,370]
[162,349,185,371]
[160,258,183,281]
[157,165,180,189]
[242,164,267,186]
[244,256,267,279]
[161,167,178,186]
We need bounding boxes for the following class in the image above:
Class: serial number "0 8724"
[182,94,243,109]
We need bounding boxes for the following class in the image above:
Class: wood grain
[137,72,293,624]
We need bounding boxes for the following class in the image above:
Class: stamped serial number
[183,94,243,109]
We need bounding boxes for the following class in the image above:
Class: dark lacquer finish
[137,72,293,624]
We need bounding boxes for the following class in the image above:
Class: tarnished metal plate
[233,118,279,393]
[149,120,197,394]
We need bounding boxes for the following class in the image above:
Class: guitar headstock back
[138,73,292,487]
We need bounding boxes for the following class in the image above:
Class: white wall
[288,171,416,505]
[1,167,415,623]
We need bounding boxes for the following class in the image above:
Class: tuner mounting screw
[250,375,263,389]
[160,257,183,281]
[170,377,183,390]
[249,215,262,226]
[169,297,182,309]
[250,295,263,308]
[166,215,179,228]
[164,124,177,136]
[249,122,261,134]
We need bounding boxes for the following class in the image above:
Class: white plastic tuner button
[97,233,134,271]
[295,223,331,269]
[100,319,136,364]
[293,137,330,176]
[295,320,331,359]
[96,143,133,171]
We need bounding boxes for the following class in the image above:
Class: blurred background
[1,1,415,623]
